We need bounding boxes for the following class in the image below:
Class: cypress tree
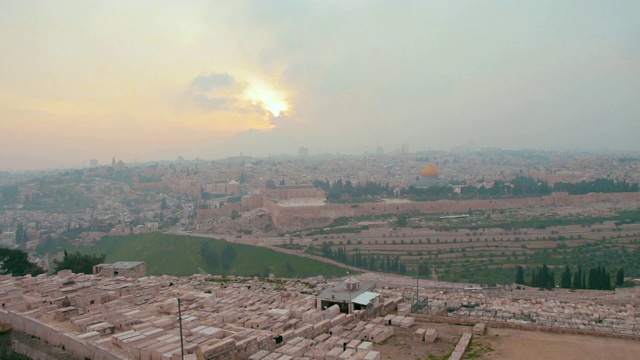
[573,266,581,289]
[616,268,625,286]
[515,266,525,285]
[539,264,549,289]
[561,266,572,289]
[588,268,595,289]
[547,271,555,289]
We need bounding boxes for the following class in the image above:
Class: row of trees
[553,179,637,195]
[315,175,638,204]
[312,179,394,203]
[0,248,107,277]
[402,185,455,201]
[516,265,624,290]
[53,251,106,274]
[320,243,409,274]
[0,248,44,276]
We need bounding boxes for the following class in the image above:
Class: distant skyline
[1,1,639,170]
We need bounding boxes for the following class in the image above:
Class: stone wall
[0,310,121,360]
[412,314,640,342]
[198,191,640,232]
[0,322,11,359]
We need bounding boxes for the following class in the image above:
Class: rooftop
[317,280,376,303]
[104,261,145,269]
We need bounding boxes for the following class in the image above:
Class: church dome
[421,165,439,177]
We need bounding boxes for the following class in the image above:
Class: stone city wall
[197,192,640,232]
[0,310,121,360]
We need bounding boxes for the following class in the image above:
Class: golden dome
[421,165,439,177]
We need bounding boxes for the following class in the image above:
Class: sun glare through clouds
[243,78,290,117]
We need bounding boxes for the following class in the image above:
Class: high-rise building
[298,146,309,161]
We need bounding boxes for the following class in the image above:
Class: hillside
[85,233,350,278]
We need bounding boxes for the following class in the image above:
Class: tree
[535,264,550,289]
[547,271,555,289]
[15,223,28,245]
[573,266,583,289]
[560,266,572,289]
[221,244,237,271]
[53,251,105,274]
[515,266,525,285]
[321,242,332,258]
[396,214,408,227]
[160,196,168,210]
[0,248,44,276]
[200,243,218,270]
[616,268,625,286]
[230,210,240,220]
[285,261,295,276]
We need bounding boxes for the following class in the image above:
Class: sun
[265,100,287,117]
[243,78,290,117]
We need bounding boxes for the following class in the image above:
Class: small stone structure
[473,322,486,335]
[449,332,472,360]
[93,261,146,278]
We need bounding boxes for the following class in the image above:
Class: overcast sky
[1,1,639,170]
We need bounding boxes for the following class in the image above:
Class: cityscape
[1,1,640,360]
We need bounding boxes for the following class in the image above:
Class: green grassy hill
[84,233,350,278]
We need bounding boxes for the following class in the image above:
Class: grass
[303,221,640,284]
[83,232,352,278]
[463,339,494,359]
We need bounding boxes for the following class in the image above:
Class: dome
[421,165,439,177]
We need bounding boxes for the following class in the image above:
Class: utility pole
[415,264,419,313]
[178,297,184,360]
[347,271,351,314]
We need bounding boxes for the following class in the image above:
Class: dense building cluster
[1,268,639,359]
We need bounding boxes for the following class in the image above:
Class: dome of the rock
[421,165,439,177]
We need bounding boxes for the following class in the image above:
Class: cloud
[182,72,242,112]
[181,70,292,131]
[2,1,640,170]
[189,72,236,92]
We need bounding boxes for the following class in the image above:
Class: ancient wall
[412,314,640,341]
[0,322,11,359]
[197,191,640,232]
[0,310,121,360]
[271,192,640,231]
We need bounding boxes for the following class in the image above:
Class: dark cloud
[183,72,244,112]
[189,72,236,92]
[193,95,234,111]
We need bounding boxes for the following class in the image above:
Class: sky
[1,1,639,170]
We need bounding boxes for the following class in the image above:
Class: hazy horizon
[2,1,639,171]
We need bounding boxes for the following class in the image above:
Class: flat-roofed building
[93,261,146,278]
[316,278,378,314]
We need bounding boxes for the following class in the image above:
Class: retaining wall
[0,310,121,360]
[412,314,640,342]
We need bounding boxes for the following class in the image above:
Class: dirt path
[374,321,640,360]
[480,327,640,360]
